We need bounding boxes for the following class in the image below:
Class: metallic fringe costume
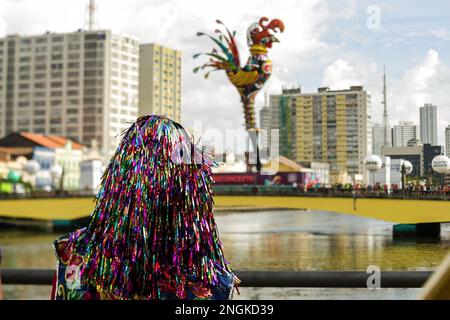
[53,115,239,300]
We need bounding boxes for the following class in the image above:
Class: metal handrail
[1,187,450,201]
[0,269,432,288]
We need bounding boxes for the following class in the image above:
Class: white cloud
[398,49,440,107]
[0,1,7,37]
[390,49,450,146]
[1,0,449,149]
[321,49,450,146]
[320,54,383,116]
[0,0,351,134]
[322,59,374,89]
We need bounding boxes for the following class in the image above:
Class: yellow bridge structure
[0,195,449,235]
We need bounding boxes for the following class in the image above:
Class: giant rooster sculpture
[194,17,285,130]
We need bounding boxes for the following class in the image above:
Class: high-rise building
[419,103,438,145]
[269,87,300,161]
[139,43,181,122]
[259,104,271,152]
[259,106,270,132]
[445,125,450,157]
[372,123,385,155]
[270,86,372,184]
[0,30,139,159]
[392,121,418,147]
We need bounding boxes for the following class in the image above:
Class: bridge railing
[1,187,450,201]
[0,269,432,288]
[213,185,450,201]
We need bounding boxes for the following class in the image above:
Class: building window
[67,71,79,78]
[35,64,47,71]
[67,80,79,87]
[68,43,80,51]
[67,62,79,69]
[35,73,46,80]
[67,108,79,114]
[51,91,62,97]
[34,119,46,125]
[34,91,46,98]
[34,101,46,107]
[34,82,46,89]
[34,110,46,116]
[68,52,79,60]
[18,101,30,107]
[50,127,62,134]
[19,56,31,63]
[50,117,62,125]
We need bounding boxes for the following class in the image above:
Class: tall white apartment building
[0,30,139,159]
[419,103,438,145]
[139,44,181,122]
[392,121,418,147]
[372,123,385,155]
[259,105,271,152]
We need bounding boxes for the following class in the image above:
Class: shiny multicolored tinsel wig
[54,115,237,300]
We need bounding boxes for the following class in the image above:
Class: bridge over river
[0,192,449,236]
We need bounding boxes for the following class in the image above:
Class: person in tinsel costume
[52,115,239,300]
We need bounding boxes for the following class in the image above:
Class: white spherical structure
[24,160,41,175]
[363,155,383,172]
[16,156,28,167]
[431,155,450,174]
[402,160,413,175]
[50,165,63,180]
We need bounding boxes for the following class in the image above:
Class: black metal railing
[0,269,432,288]
[213,185,450,201]
[1,187,450,201]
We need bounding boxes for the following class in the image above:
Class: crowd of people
[293,182,450,197]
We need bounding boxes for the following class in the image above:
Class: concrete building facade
[259,104,271,153]
[392,121,418,147]
[419,103,438,145]
[0,30,139,159]
[372,123,385,155]
[270,86,372,184]
[139,44,181,122]
[382,144,423,178]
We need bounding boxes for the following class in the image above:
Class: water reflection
[217,210,450,272]
[1,209,450,299]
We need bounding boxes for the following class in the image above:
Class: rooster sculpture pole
[194,17,285,176]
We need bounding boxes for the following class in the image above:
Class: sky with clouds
[1,0,449,147]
